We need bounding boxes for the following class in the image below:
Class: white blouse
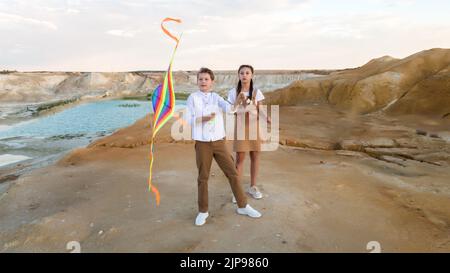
[227,88,265,104]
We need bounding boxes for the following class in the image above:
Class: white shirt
[186,91,231,142]
[227,88,265,104]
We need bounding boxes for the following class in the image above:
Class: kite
[148,17,182,206]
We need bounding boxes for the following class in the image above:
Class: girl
[228,65,267,203]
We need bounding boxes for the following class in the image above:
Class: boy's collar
[199,90,213,94]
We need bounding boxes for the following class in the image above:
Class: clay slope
[265,48,450,117]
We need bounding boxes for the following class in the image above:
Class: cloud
[66,9,80,14]
[0,11,57,30]
[106,29,141,38]
[183,42,258,54]
[184,28,207,34]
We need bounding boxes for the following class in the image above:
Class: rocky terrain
[1,106,449,252]
[0,70,326,103]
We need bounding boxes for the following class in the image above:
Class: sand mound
[265,48,450,117]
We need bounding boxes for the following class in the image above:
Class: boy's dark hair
[197,67,215,81]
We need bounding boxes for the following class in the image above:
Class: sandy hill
[265,48,450,118]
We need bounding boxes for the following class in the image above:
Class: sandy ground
[0,105,449,252]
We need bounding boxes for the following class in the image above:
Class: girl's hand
[237,92,246,105]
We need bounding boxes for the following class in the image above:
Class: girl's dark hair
[236,64,254,99]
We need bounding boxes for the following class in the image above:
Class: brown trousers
[195,139,247,212]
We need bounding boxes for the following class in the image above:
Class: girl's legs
[235,151,262,200]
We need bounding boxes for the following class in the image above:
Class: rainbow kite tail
[148,137,161,206]
[147,17,182,206]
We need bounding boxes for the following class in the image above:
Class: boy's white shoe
[195,212,209,226]
[237,204,262,218]
[248,186,263,199]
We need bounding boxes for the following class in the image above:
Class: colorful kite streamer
[148,17,182,206]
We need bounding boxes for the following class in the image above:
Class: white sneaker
[232,195,237,204]
[248,186,263,199]
[195,212,209,226]
[237,204,262,218]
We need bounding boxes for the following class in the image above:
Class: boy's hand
[207,112,216,121]
[200,113,216,122]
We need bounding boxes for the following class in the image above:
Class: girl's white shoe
[237,204,262,218]
[233,186,263,203]
[248,186,263,199]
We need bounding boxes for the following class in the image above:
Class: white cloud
[106,29,141,38]
[66,9,80,14]
[183,42,258,54]
[184,28,207,34]
[0,11,57,30]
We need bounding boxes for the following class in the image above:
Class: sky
[0,0,449,71]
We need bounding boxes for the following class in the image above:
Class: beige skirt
[233,112,261,152]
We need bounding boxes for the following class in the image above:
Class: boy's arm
[218,95,232,113]
[227,92,234,105]
[219,93,246,114]
[187,94,215,123]
[198,113,215,122]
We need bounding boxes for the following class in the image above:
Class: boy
[187,67,262,226]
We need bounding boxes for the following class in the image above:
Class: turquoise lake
[0,99,186,169]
